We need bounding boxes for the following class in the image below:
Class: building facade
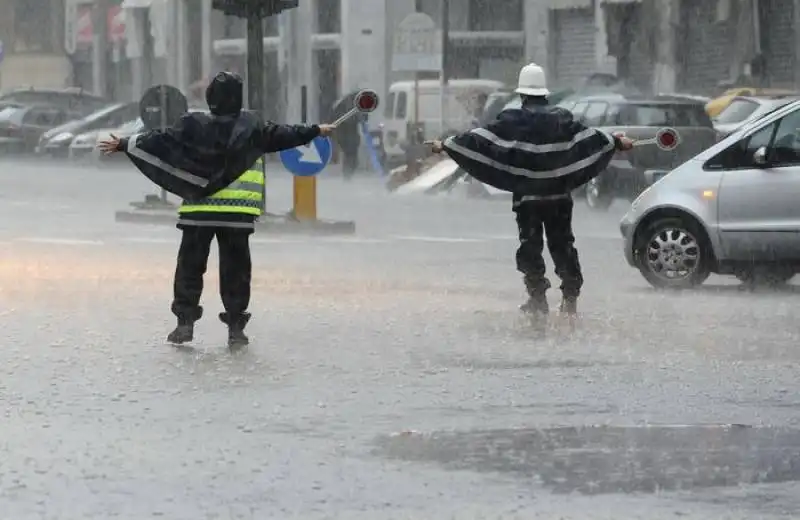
[4,1,800,113]
[0,0,72,91]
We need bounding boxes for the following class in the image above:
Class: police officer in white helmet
[429,63,633,331]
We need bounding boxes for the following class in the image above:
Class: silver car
[620,99,800,288]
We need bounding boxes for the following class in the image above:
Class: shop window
[14,0,54,52]
[468,0,522,31]
[316,0,340,33]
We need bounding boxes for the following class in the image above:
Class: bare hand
[424,140,444,153]
[614,133,634,151]
[98,134,121,155]
[318,124,336,137]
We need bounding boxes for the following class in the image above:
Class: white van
[382,79,505,160]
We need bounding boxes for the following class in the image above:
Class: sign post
[280,136,332,221]
[293,85,316,220]
[392,12,441,173]
[282,89,379,221]
[392,12,442,126]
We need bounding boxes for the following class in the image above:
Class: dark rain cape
[442,106,617,196]
[123,111,266,201]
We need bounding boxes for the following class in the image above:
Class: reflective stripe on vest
[179,160,265,216]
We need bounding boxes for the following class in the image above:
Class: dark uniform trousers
[171,226,252,325]
[514,196,583,299]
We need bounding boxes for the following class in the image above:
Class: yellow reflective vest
[178,159,264,217]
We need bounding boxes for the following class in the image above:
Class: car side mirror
[753,146,768,166]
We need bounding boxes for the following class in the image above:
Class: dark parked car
[0,87,108,117]
[559,94,718,210]
[38,101,140,158]
[0,103,84,154]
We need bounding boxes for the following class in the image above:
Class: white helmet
[515,63,550,97]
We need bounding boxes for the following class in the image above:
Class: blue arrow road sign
[279,136,332,177]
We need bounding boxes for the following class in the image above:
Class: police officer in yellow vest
[98,72,336,348]
[167,158,265,347]
[159,72,335,348]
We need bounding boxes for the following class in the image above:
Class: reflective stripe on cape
[442,108,617,197]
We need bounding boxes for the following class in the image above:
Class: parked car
[555,94,717,210]
[705,87,798,118]
[90,108,208,163]
[712,95,799,138]
[0,103,83,154]
[38,101,140,158]
[0,87,108,117]
[620,99,800,289]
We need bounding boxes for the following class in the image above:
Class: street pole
[246,7,266,215]
[246,10,265,116]
[92,0,109,97]
[413,0,422,130]
[440,0,450,136]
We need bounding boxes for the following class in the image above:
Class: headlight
[50,132,74,143]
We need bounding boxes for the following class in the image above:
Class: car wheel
[585,177,614,211]
[734,266,795,287]
[636,217,712,289]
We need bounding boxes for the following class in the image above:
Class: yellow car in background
[706,87,798,117]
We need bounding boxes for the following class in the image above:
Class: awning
[547,0,592,9]
[121,0,154,8]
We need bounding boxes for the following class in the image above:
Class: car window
[384,92,395,118]
[24,108,61,126]
[396,92,407,119]
[705,110,800,170]
[768,110,800,166]
[571,102,589,119]
[715,99,759,124]
[620,103,712,127]
[582,102,608,125]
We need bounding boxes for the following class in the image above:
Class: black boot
[520,295,549,315]
[559,296,578,316]
[220,312,251,349]
[167,322,194,344]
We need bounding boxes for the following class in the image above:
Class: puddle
[374,425,800,495]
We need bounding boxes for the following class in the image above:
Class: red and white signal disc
[655,127,680,151]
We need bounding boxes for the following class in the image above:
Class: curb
[114,210,356,236]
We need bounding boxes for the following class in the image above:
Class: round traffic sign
[655,127,680,151]
[139,84,188,131]
[354,89,379,113]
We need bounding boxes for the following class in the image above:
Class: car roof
[0,87,105,98]
[730,94,800,103]
[568,93,707,105]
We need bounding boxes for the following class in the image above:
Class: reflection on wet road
[376,425,800,494]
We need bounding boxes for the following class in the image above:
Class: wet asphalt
[0,159,799,519]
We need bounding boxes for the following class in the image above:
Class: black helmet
[206,71,243,116]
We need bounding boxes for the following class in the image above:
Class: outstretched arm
[259,122,336,153]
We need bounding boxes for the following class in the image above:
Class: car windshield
[118,118,144,132]
[0,106,22,120]
[714,99,760,124]
[82,104,126,124]
[480,94,513,124]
